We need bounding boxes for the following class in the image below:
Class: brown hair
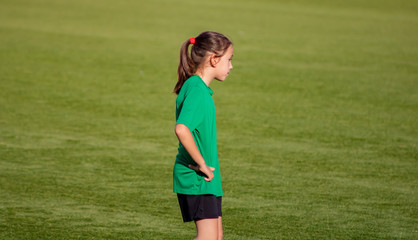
[173,31,232,94]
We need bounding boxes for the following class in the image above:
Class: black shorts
[177,194,222,222]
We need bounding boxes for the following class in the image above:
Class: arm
[175,124,214,182]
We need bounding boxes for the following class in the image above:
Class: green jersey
[173,76,223,197]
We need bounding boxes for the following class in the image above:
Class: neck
[195,69,214,87]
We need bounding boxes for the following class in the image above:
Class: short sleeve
[176,86,205,131]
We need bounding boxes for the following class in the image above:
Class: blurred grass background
[0,0,417,239]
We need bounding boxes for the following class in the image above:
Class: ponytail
[173,39,194,94]
[173,31,232,95]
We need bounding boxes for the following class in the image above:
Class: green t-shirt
[173,76,223,197]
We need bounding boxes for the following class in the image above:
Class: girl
[173,31,233,240]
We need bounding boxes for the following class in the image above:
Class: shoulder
[176,76,205,105]
[182,76,204,89]
[180,76,206,95]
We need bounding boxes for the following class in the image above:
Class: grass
[0,0,417,239]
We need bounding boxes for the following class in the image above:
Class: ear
[209,54,220,67]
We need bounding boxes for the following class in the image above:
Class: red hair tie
[190,38,195,45]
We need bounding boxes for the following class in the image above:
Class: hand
[188,164,215,182]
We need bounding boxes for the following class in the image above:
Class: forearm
[175,124,207,167]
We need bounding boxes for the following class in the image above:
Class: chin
[216,75,228,82]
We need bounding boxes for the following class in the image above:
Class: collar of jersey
[194,75,214,96]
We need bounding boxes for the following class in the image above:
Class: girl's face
[213,46,234,81]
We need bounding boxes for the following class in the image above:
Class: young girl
[173,31,233,240]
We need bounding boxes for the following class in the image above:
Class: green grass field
[1,0,417,239]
